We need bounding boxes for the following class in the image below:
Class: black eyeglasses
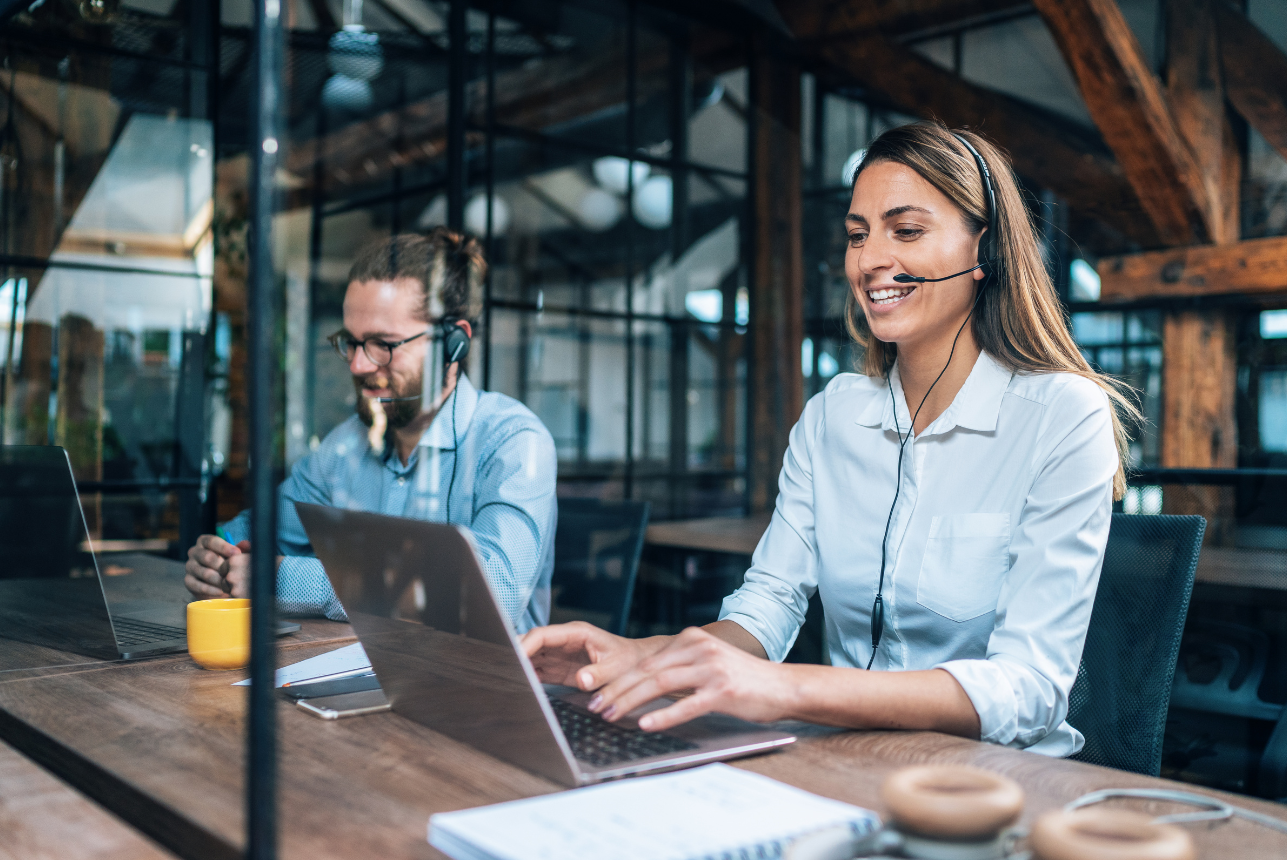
[328,329,433,367]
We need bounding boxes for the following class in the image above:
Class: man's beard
[355,373,423,430]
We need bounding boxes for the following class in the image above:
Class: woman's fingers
[597,663,712,723]
[637,689,723,733]
[522,627,589,686]
[521,623,653,690]
[591,630,721,718]
[521,622,592,659]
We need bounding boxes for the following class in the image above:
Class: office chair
[549,498,650,636]
[1067,513,1205,776]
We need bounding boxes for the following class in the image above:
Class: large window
[0,0,216,551]
[261,0,753,521]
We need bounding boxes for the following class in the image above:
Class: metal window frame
[301,2,754,519]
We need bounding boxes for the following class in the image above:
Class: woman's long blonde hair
[844,122,1139,500]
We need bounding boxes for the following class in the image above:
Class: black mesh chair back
[1068,513,1205,776]
[550,498,650,635]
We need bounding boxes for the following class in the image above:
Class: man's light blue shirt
[221,374,558,633]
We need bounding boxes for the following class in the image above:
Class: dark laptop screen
[0,445,95,581]
[0,445,117,660]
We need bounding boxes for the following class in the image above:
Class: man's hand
[184,534,251,599]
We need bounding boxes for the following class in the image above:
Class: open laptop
[295,502,796,787]
[0,445,297,660]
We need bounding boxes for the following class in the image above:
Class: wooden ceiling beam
[1166,0,1239,245]
[1033,0,1216,247]
[812,34,1159,246]
[1214,0,1287,164]
[1098,235,1287,302]
[776,0,1028,41]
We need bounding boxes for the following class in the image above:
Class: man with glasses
[183,229,558,632]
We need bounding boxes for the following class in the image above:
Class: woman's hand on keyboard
[521,622,669,693]
[582,625,795,732]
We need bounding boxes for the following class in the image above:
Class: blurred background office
[1,0,1286,798]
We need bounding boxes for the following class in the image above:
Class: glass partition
[0,0,217,678]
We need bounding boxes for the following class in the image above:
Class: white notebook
[428,763,881,860]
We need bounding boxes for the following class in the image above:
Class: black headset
[957,132,999,283]
[440,319,470,517]
[891,133,999,287]
[867,131,999,670]
[442,319,471,369]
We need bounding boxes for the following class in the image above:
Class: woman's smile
[866,284,917,308]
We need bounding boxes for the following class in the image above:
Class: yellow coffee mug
[187,598,251,670]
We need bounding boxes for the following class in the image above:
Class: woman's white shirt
[718,350,1118,756]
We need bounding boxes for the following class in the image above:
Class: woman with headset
[523,122,1137,755]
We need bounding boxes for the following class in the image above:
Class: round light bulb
[633,175,673,230]
[576,188,623,232]
[321,75,373,113]
[592,156,650,195]
[464,193,510,237]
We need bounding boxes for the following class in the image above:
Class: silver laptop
[0,445,297,660]
[296,502,796,787]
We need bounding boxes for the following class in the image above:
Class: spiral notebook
[428,763,880,860]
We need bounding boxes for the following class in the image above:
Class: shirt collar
[419,372,479,451]
[855,362,911,431]
[855,350,1013,434]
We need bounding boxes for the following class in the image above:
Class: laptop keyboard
[550,698,698,768]
[113,617,185,648]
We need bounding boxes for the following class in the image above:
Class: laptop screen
[0,445,118,659]
[0,445,97,581]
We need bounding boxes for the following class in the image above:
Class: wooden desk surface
[644,517,1287,593]
[1196,546,1287,591]
[0,552,353,683]
[644,514,772,555]
[2,624,1287,859]
[0,737,174,860]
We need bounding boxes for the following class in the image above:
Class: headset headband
[950,132,998,280]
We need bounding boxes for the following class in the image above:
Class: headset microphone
[892,263,985,285]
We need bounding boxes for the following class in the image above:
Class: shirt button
[397,477,407,486]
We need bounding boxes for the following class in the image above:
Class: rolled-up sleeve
[469,425,558,632]
[718,394,823,662]
[936,380,1117,750]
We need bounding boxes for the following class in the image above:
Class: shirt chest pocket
[917,513,1011,622]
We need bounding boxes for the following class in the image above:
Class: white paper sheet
[232,642,371,687]
[428,763,880,860]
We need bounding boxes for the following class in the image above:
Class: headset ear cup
[443,323,471,365]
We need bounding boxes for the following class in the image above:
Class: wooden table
[2,624,1287,859]
[645,516,1287,593]
[1195,546,1287,591]
[644,514,772,556]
